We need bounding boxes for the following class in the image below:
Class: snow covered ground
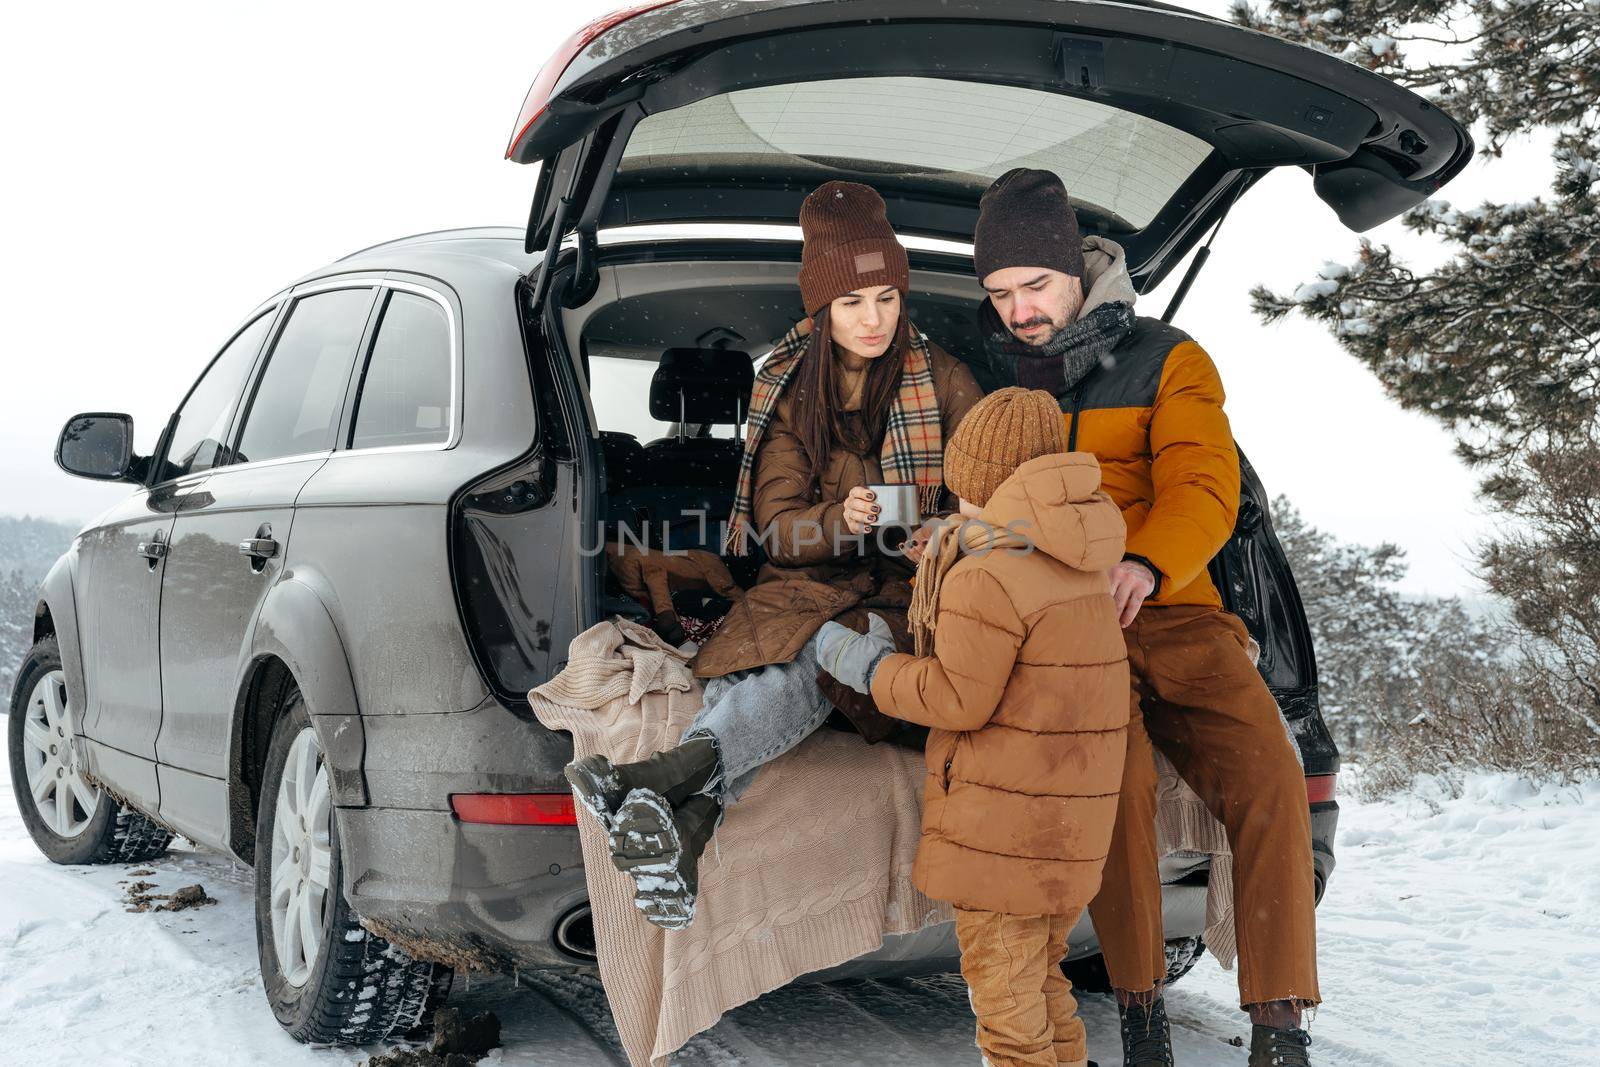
[3,746,1596,1066]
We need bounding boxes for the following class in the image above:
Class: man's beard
[1009,313,1067,348]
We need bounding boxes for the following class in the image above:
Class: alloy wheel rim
[21,669,100,838]
[268,727,333,987]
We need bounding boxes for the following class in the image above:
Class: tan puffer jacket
[870,452,1130,916]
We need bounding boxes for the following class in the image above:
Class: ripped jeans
[682,634,835,805]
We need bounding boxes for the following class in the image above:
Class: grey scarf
[980,299,1136,397]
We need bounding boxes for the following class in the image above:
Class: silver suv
[10,0,1469,1045]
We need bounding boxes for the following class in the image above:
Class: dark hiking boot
[608,788,722,930]
[1118,997,1175,1067]
[1248,1025,1312,1067]
[564,735,721,826]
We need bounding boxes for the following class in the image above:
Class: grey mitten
[814,614,897,695]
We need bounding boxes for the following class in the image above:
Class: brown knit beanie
[798,181,911,317]
[943,387,1067,507]
[973,168,1085,285]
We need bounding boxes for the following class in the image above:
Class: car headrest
[649,347,755,425]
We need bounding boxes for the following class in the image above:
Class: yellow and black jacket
[980,237,1240,610]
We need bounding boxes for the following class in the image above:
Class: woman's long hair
[788,302,911,489]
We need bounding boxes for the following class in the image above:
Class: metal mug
[866,484,921,528]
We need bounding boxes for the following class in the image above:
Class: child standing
[817,387,1130,1067]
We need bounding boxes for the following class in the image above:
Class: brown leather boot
[1118,997,1174,1067]
[1249,1024,1312,1066]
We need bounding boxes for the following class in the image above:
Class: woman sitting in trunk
[566,180,982,929]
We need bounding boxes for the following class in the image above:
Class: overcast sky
[0,0,1552,596]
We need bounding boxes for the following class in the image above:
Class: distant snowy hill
[1,516,79,700]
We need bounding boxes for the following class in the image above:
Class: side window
[234,288,374,465]
[349,291,452,450]
[161,310,276,482]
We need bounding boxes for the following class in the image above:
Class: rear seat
[606,347,753,553]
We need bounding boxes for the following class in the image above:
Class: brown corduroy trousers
[1087,605,1321,1009]
[955,909,1089,1067]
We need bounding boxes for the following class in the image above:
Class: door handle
[238,521,279,571]
[136,539,167,560]
[238,537,279,560]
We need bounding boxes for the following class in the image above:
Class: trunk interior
[558,243,993,632]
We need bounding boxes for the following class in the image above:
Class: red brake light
[451,793,578,826]
[1306,774,1337,805]
[505,0,685,160]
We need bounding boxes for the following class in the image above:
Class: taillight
[451,793,578,826]
[505,0,686,160]
[1305,774,1337,805]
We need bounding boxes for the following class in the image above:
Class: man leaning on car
[970,168,1320,1067]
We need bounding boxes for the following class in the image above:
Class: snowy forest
[1233,0,1600,793]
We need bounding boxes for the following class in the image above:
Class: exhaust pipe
[554,904,597,961]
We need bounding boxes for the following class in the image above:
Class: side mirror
[56,413,141,482]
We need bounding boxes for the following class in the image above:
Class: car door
[154,283,378,843]
[506,0,1472,291]
[76,307,280,810]
[73,493,175,812]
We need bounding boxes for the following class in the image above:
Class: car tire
[253,689,451,1044]
[1062,936,1207,993]
[8,636,173,866]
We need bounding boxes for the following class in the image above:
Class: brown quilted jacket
[693,338,981,740]
[871,452,1131,915]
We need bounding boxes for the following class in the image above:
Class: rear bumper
[339,806,594,972]
[340,695,594,972]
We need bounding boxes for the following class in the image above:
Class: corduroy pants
[955,908,1088,1067]
[1087,605,1321,1008]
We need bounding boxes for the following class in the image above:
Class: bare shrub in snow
[1272,496,1600,793]
[1478,434,1600,731]
[1272,497,1496,755]
[1359,659,1600,799]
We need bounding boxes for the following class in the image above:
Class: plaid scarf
[725,322,946,555]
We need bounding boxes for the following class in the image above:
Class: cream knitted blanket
[529,619,949,1067]
[1153,750,1238,969]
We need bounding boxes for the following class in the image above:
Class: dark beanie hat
[798,181,911,317]
[973,168,1085,284]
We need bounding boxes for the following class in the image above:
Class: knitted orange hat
[943,387,1066,507]
[798,181,911,317]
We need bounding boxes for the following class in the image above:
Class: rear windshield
[622,77,1213,230]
